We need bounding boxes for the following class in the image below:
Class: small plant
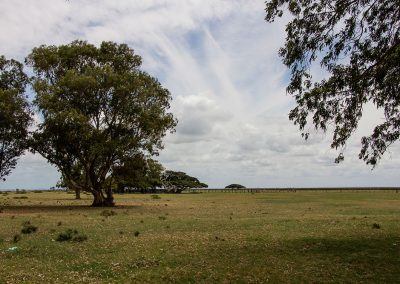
[134,231,140,237]
[56,229,87,242]
[372,223,381,229]
[21,221,38,234]
[13,196,28,199]
[158,216,167,220]
[151,194,161,200]
[100,210,117,217]
[57,221,62,226]
[13,234,21,243]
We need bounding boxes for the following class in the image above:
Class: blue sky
[0,0,399,189]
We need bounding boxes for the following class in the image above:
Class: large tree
[113,155,164,193]
[27,41,176,206]
[265,0,400,165]
[0,56,31,181]
[162,170,208,193]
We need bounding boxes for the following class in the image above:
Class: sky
[0,0,399,189]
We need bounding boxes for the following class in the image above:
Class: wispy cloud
[0,0,398,189]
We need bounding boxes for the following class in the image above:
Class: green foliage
[372,223,381,229]
[150,194,161,199]
[265,0,400,165]
[113,155,164,193]
[225,184,246,189]
[56,229,87,242]
[162,170,208,193]
[13,234,21,243]
[26,41,177,206]
[0,56,31,181]
[21,221,38,234]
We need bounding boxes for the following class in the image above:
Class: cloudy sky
[0,0,399,189]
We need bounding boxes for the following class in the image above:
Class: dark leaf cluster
[265,0,400,165]
[0,56,31,180]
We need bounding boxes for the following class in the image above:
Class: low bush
[21,221,38,234]
[13,234,21,243]
[151,194,161,200]
[56,229,87,242]
[372,223,381,229]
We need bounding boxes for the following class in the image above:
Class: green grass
[0,190,399,283]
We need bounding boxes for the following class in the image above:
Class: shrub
[13,196,28,199]
[56,229,87,242]
[372,223,381,229]
[21,221,38,234]
[151,194,161,200]
[158,216,167,220]
[134,231,140,237]
[13,234,21,243]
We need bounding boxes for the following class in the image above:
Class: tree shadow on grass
[198,235,400,283]
[1,204,142,214]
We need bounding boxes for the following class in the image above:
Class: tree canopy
[113,154,164,193]
[0,56,31,181]
[27,41,177,206]
[225,184,246,189]
[265,0,400,166]
[162,170,208,193]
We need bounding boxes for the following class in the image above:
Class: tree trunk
[75,189,81,200]
[91,190,115,207]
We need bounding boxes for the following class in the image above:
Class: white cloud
[0,0,398,189]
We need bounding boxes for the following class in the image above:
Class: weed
[151,194,161,200]
[372,223,381,229]
[134,231,140,237]
[13,234,21,243]
[13,196,28,199]
[158,216,167,220]
[21,221,38,234]
[57,221,62,226]
[56,229,87,242]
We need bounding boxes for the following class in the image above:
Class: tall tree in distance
[27,41,177,206]
[265,0,400,166]
[0,56,31,181]
[162,170,208,193]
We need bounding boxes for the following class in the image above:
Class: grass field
[0,190,399,283]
